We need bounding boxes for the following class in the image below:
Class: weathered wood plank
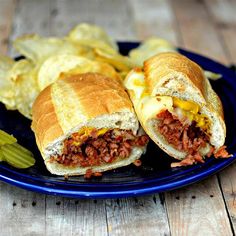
[105,195,170,236]
[45,196,108,236]
[51,0,137,40]
[165,0,233,235]
[165,177,232,236]
[204,0,236,64]
[0,0,16,54]
[217,163,236,230]
[171,0,227,63]
[0,182,46,236]
[129,0,179,44]
[204,1,236,232]
[8,0,52,57]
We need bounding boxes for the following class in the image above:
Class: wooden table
[0,0,236,235]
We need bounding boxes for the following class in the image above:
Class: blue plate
[0,42,235,198]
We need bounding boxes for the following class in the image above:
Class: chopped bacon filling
[156,110,231,167]
[50,129,149,167]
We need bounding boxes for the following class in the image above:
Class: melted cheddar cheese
[124,69,210,132]
[173,97,209,131]
[72,127,109,146]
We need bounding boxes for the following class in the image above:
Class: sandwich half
[124,52,230,167]
[31,73,148,176]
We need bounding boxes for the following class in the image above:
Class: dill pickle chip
[0,130,17,145]
[1,144,35,168]
[11,142,33,155]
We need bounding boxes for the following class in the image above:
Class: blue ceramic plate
[0,42,235,198]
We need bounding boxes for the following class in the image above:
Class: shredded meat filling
[156,110,230,167]
[50,129,149,167]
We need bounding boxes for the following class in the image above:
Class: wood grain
[171,0,227,63]
[204,0,236,63]
[0,0,16,54]
[203,0,236,232]
[217,163,236,232]
[165,0,233,235]
[105,195,170,235]
[45,196,108,236]
[129,0,179,44]
[165,177,232,236]
[51,0,137,40]
[0,182,46,236]
[8,0,52,57]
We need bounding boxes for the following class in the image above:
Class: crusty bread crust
[144,52,206,99]
[31,86,64,156]
[125,52,226,160]
[32,73,135,157]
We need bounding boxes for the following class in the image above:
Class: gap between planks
[0,1,236,235]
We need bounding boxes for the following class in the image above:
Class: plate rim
[0,42,236,198]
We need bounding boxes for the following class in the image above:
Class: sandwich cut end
[32,73,149,176]
[124,53,231,168]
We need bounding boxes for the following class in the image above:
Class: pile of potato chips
[0,23,177,119]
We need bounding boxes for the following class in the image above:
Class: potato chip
[38,54,120,90]
[38,55,95,90]
[129,37,177,66]
[68,23,118,51]
[8,59,34,82]
[1,24,181,120]
[63,60,121,81]
[204,71,222,80]
[0,56,16,109]
[11,60,39,119]
[70,39,117,55]
[94,48,135,72]
[13,34,89,63]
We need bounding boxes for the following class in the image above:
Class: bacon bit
[93,172,102,177]
[157,110,232,168]
[182,129,189,151]
[207,146,215,158]
[84,169,93,179]
[49,157,55,163]
[64,174,69,181]
[156,97,161,102]
[90,129,98,139]
[133,67,143,73]
[214,146,232,158]
[53,129,148,168]
[171,154,196,168]
[133,159,142,167]
[194,152,204,163]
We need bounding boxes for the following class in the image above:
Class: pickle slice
[0,130,17,145]
[1,144,35,169]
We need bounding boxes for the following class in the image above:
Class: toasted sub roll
[31,73,148,176]
[124,52,230,167]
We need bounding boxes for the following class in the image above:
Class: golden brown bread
[124,52,226,160]
[144,52,224,119]
[32,73,134,155]
[144,52,206,97]
[31,73,146,175]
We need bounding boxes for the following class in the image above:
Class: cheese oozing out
[71,127,109,146]
[124,70,210,133]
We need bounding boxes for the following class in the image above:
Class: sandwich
[124,52,230,167]
[31,73,148,176]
